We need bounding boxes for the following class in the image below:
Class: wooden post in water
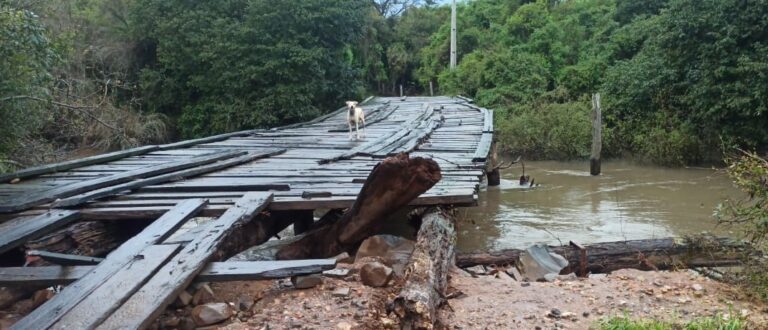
[429,81,434,96]
[486,139,500,186]
[590,93,602,176]
[400,84,404,98]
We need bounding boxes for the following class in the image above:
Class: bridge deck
[0,96,492,221]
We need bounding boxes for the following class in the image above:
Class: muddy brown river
[456,160,744,252]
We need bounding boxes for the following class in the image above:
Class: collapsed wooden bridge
[0,96,494,329]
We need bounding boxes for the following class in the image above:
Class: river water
[457,160,743,252]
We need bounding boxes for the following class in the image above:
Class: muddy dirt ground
[150,267,767,330]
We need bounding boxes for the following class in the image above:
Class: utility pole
[450,0,457,69]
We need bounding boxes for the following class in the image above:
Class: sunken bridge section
[0,96,493,220]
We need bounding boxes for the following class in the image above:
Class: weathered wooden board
[53,149,285,208]
[0,259,335,287]
[0,151,241,213]
[26,250,105,266]
[0,210,80,255]
[97,192,273,330]
[52,244,181,329]
[10,199,206,330]
[0,145,159,183]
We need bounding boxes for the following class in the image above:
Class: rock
[518,244,568,282]
[192,284,215,305]
[336,322,353,330]
[332,287,351,297]
[191,303,234,326]
[359,262,393,287]
[238,294,254,312]
[291,274,323,289]
[589,273,607,279]
[544,273,559,282]
[175,290,193,307]
[31,289,54,309]
[521,282,531,287]
[355,235,415,275]
[334,252,354,263]
[549,308,562,318]
[178,317,197,330]
[582,311,590,318]
[323,268,351,278]
[162,316,181,328]
[692,284,704,292]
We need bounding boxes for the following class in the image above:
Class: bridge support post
[486,139,500,186]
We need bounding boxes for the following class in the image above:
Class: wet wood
[0,266,93,286]
[276,154,442,259]
[98,192,273,330]
[0,145,159,183]
[393,208,456,329]
[52,244,181,329]
[24,221,123,264]
[590,93,602,176]
[0,210,80,255]
[455,237,754,273]
[197,259,336,281]
[53,149,285,208]
[0,151,242,213]
[10,199,206,330]
[26,250,104,266]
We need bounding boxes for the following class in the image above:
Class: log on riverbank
[392,207,456,329]
[456,237,755,273]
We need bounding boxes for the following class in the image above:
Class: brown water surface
[457,160,743,252]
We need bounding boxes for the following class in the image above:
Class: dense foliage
[1,0,767,169]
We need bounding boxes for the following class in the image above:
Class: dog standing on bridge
[345,100,366,140]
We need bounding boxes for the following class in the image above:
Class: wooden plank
[0,151,242,213]
[10,199,206,330]
[26,250,105,266]
[0,145,159,183]
[0,259,334,287]
[0,266,93,286]
[53,149,285,208]
[472,133,493,162]
[53,244,181,329]
[196,259,336,281]
[98,192,273,330]
[0,210,80,255]
[156,130,256,150]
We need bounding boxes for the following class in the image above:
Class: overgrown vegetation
[597,314,745,330]
[1,0,767,170]
[716,151,768,301]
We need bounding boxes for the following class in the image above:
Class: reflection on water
[457,160,743,252]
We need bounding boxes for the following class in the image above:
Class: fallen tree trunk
[392,208,456,330]
[276,153,441,259]
[456,237,755,273]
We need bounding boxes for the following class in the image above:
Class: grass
[597,315,745,330]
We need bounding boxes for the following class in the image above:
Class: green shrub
[598,315,745,330]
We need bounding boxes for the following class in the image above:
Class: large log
[392,208,456,330]
[455,237,755,273]
[276,153,442,259]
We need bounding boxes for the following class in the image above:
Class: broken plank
[0,210,80,255]
[0,151,242,213]
[472,133,493,162]
[53,244,181,330]
[26,250,104,266]
[196,259,336,282]
[98,192,273,330]
[157,130,257,150]
[0,266,93,287]
[10,199,206,330]
[0,145,159,183]
[53,149,285,208]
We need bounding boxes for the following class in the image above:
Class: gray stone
[355,235,415,275]
[191,303,234,326]
[323,268,351,278]
[175,290,193,306]
[238,294,254,311]
[332,287,351,297]
[291,274,323,289]
[178,317,197,330]
[360,262,393,287]
[192,284,215,305]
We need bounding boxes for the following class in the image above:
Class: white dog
[345,100,366,140]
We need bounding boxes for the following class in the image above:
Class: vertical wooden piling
[486,139,500,186]
[400,84,404,98]
[429,81,434,97]
[590,93,602,176]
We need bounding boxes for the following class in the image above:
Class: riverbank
[147,267,766,329]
